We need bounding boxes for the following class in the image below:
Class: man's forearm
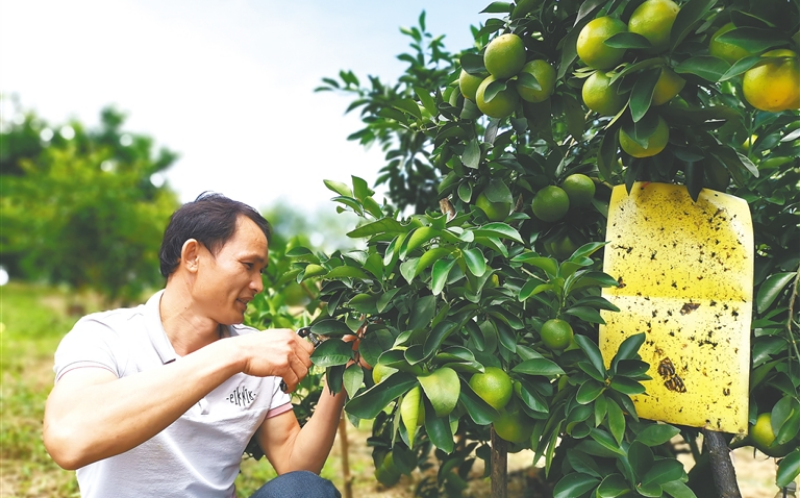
[44,339,243,470]
[287,380,347,474]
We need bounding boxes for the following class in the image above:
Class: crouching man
[44,193,343,498]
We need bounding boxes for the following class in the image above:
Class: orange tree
[281,2,797,496]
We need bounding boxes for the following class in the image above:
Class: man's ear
[180,239,201,273]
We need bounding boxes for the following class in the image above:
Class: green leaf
[459,379,499,424]
[642,460,685,486]
[311,339,354,367]
[480,1,513,13]
[605,32,652,49]
[576,379,605,404]
[635,423,680,446]
[629,68,660,122]
[472,222,524,244]
[563,306,606,324]
[607,398,625,445]
[519,280,553,301]
[414,86,438,117]
[351,175,373,200]
[719,54,761,81]
[343,364,364,399]
[484,177,513,204]
[311,319,353,336]
[462,139,481,169]
[483,78,507,103]
[418,367,460,417]
[717,27,788,53]
[517,71,542,91]
[325,266,371,280]
[629,440,654,480]
[345,372,416,419]
[457,181,473,203]
[359,328,394,367]
[424,398,454,453]
[662,480,698,498]
[423,320,458,359]
[408,295,437,331]
[513,358,565,376]
[462,247,487,277]
[553,473,600,498]
[574,334,606,378]
[777,449,800,488]
[323,179,353,197]
[431,258,456,295]
[612,332,646,367]
[669,0,716,50]
[610,376,646,396]
[674,56,730,82]
[597,474,631,497]
[460,53,486,74]
[567,450,602,477]
[511,253,559,276]
[757,272,796,314]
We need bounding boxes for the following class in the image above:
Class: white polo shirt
[53,290,292,498]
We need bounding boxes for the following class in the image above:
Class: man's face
[194,215,268,325]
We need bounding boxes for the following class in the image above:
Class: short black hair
[159,192,271,277]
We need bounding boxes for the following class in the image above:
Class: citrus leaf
[460,53,486,74]
[517,71,542,91]
[459,379,499,424]
[462,247,487,277]
[457,181,473,203]
[311,319,353,336]
[597,474,631,497]
[311,339,354,367]
[777,449,800,488]
[343,364,364,399]
[553,473,600,498]
[674,56,730,82]
[480,1,513,13]
[605,32,652,49]
[423,320,458,359]
[576,379,605,404]
[669,0,716,50]
[519,280,552,301]
[431,258,456,295]
[717,26,787,52]
[612,332,646,366]
[483,78,508,103]
[513,358,565,376]
[642,460,685,486]
[325,266,371,281]
[408,295,437,331]
[757,272,795,314]
[719,54,761,81]
[563,305,606,324]
[424,397,454,452]
[629,68,660,122]
[511,253,559,276]
[472,222,524,243]
[607,398,626,445]
[462,139,481,170]
[418,367,460,417]
[610,376,646,396]
[574,334,606,380]
[345,372,416,419]
[414,86,438,117]
[635,424,680,446]
[323,179,353,197]
[662,480,699,498]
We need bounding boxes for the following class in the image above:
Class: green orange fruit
[484,33,527,79]
[469,366,513,411]
[532,186,570,222]
[576,17,628,70]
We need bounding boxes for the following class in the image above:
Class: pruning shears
[279,326,321,393]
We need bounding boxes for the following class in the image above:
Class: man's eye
[244,262,253,270]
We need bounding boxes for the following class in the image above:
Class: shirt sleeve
[265,378,292,419]
[53,317,122,382]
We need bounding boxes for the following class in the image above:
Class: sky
[1,0,491,215]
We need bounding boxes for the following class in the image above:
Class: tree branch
[702,428,741,498]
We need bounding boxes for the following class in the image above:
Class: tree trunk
[491,427,507,498]
[702,428,742,498]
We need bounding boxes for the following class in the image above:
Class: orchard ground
[0,282,787,497]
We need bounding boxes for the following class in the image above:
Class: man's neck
[159,284,222,357]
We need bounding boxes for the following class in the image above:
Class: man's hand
[236,329,314,392]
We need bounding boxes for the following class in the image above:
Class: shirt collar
[145,290,178,365]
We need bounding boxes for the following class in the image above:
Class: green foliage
[311,0,800,494]
[1,103,179,303]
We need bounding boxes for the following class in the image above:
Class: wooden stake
[338,415,353,498]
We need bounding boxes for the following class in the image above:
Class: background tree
[1,100,179,304]
[297,1,798,496]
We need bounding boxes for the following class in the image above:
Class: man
[44,193,344,498]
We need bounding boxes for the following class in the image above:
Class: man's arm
[257,379,347,475]
[43,330,312,470]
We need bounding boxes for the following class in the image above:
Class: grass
[0,282,783,498]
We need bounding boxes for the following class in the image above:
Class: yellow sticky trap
[600,183,753,434]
